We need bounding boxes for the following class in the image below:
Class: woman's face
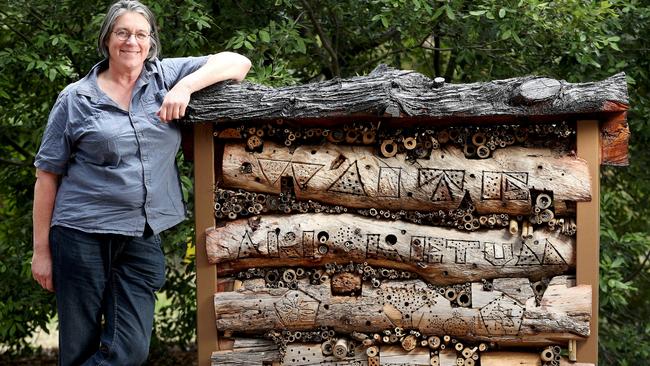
[107,12,151,70]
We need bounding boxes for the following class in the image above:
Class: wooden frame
[195,121,602,365]
[194,122,217,366]
[576,120,600,363]
[189,70,628,366]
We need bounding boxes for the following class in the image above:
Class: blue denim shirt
[35,56,208,236]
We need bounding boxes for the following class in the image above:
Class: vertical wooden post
[194,122,217,366]
[576,120,600,363]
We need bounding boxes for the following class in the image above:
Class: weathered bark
[206,213,574,284]
[331,272,362,295]
[213,276,590,345]
[186,67,628,165]
[480,352,594,366]
[600,112,630,166]
[221,142,590,215]
[186,67,627,122]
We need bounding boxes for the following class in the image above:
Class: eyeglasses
[112,29,150,42]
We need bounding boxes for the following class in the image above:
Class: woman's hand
[32,169,59,292]
[157,52,251,122]
[157,83,192,122]
[32,248,54,292]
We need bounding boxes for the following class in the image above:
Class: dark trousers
[50,225,166,366]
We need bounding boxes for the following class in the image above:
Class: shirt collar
[75,58,160,102]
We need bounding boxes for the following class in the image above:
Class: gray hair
[97,0,161,61]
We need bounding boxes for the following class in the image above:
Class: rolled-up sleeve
[34,93,72,175]
[161,56,209,87]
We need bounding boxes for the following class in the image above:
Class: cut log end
[511,78,562,105]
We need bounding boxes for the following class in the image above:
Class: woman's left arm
[158,51,251,122]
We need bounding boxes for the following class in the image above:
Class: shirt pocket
[143,89,167,125]
[75,113,124,168]
[77,135,122,168]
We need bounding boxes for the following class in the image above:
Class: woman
[30,1,250,364]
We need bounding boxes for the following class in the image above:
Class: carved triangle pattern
[507,172,528,184]
[542,240,567,265]
[291,162,324,188]
[258,158,290,185]
[327,161,367,196]
[418,169,464,189]
[502,172,529,200]
[445,170,465,189]
[516,243,541,265]
[418,168,443,188]
[238,231,259,258]
[432,177,453,201]
[479,295,524,336]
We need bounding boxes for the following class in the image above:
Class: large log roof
[185,65,627,121]
[183,65,629,165]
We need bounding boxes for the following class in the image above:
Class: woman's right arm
[32,169,60,292]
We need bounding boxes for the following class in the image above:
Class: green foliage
[0,0,213,354]
[1,0,650,364]
[153,154,198,349]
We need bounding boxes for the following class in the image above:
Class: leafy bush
[1,1,649,365]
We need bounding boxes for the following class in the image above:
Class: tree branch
[433,34,441,76]
[24,5,48,31]
[300,0,340,77]
[392,29,402,68]
[624,249,650,282]
[0,157,31,167]
[444,50,457,82]
[0,135,35,160]
[421,44,510,52]
[0,10,31,44]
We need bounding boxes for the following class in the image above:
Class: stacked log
[199,74,613,363]
[220,142,590,215]
[206,213,574,284]
[213,275,590,345]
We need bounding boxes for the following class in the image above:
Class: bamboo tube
[509,219,519,235]
[333,338,349,359]
[568,339,577,361]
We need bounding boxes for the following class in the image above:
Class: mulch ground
[0,346,197,365]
